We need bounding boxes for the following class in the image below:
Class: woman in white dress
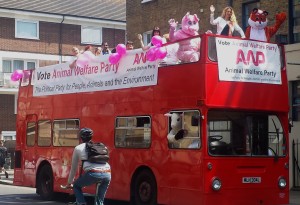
[210,5,245,38]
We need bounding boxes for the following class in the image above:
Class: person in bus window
[0,140,9,179]
[137,26,167,51]
[209,5,245,38]
[65,128,111,205]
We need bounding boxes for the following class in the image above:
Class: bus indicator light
[278,177,287,189]
[211,177,222,191]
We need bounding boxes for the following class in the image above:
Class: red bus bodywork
[14,34,289,205]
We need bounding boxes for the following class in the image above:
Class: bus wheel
[133,169,157,205]
[37,164,54,200]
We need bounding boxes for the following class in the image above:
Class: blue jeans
[73,171,111,205]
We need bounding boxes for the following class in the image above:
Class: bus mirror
[289,118,293,133]
[191,115,200,126]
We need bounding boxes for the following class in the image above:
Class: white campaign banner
[33,49,158,96]
[216,37,281,84]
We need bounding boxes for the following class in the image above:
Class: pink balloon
[23,70,31,79]
[109,53,121,64]
[146,47,158,61]
[116,44,126,56]
[76,54,88,67]
[11,69,23,81]
[156,47,167,59]
[151,36,163,47]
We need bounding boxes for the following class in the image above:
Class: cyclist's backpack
[85,141,109,164]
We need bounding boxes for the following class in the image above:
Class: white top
[210,14,245,38]
[67,142,110,184]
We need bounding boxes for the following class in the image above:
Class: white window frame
[143,30,152,46]
[2,59,37,73]
[81,26,102,45]
[15,19,39,40]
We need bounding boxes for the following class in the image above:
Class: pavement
[1,169,300,204]
[0,169,14,185]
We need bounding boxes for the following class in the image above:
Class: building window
[242,1,260,30]
[293,0,300,43]
[81,26,102,45]
[292,80,300,121]
[2,60,12,73]
[2,59,36,73]
[15,19,39,39]
[142,31,152,46]
[27,62,36,70]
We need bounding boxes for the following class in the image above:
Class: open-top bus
[14,34,289,205]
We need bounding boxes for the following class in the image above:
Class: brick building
[127,0,289,47]
[0,0,126,141]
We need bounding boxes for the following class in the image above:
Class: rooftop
[0,0,126,22]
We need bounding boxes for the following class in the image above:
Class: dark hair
[79,127,93,142]
[102,42,109,47]
[152,26,160,37]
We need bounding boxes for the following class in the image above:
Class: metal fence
[292,139,300,189]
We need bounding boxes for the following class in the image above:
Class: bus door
[165,110,203,204]
[23,114,39,186]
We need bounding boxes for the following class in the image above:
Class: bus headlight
[278,177,287,189]
[211,177,222,191]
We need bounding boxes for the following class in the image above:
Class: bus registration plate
[242,177,261,183]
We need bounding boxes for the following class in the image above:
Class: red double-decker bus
[13,34,289,205]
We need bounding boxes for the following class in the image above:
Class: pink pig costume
[169,12,201,63]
